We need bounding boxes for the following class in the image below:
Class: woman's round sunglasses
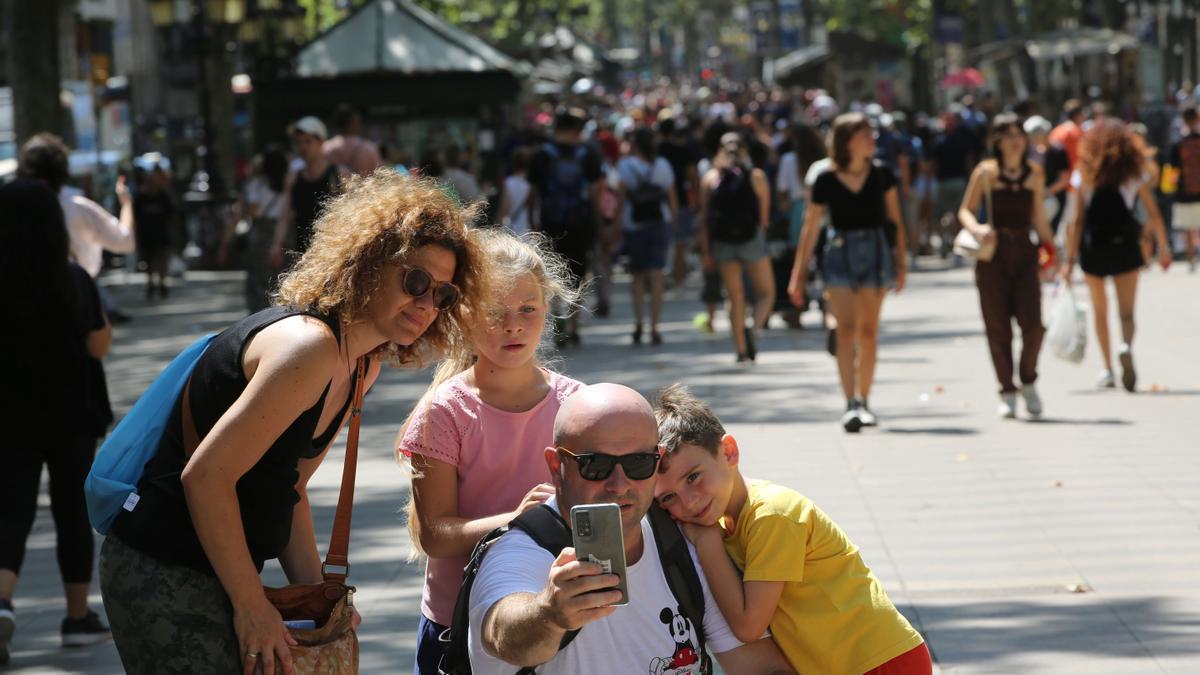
[557,447,661,481]
[400,265,461,311]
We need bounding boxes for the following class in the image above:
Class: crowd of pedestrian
[2,76,1198,674]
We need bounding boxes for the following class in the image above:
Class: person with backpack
[1062,120,1172,392]
[529,108,605,347]
[460,384,796,675]
[1,179,115,663]
[396,229,584,675]
[698,132,775,363]
[787,113,908,433]
[617,128,679,345]
[96,173,493,675]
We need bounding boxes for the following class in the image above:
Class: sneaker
[1021,385,1043,418]
[1,598,14,665]
[650,330,663,346]
[1096,369,1116,389]
[1118,344,1136,392]
[841,401,864,433]
[857,400,878,427]
[998,392,1018,419]
[632,325,643,345]
[61,610,110,647]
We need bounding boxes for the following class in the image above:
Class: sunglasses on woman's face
[399,265,461,311]
[557,446,661,481]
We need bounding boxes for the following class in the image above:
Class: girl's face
[474,272,547,371]
[365,244,457,347]
[998,127,1028,163]
[848,128,877,163]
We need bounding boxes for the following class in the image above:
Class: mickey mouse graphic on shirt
[648,606,702,675]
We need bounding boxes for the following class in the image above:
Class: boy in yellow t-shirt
[653,384,931,675]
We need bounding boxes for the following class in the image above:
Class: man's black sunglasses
[557,446,661,481]
[400,265,460,311]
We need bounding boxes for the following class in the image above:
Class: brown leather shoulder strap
[322,356,367,583]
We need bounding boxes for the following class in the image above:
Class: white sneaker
[1021,385,1043,418]
[1118,343,1136,392]
[1096,369,1116,389]
[998,392,1017,419]
[858,403,878,427]
[841,402,864,433]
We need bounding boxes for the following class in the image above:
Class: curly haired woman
[1062,121,1172,392]
[99,171,493,675]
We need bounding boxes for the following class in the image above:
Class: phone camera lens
[577,513,592,537]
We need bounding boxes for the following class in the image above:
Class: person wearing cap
[323,104,383,177]
[269,116,350,271]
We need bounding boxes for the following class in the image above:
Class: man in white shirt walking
[468,383,795,675]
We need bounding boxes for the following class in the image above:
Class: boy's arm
[688,526,784,643]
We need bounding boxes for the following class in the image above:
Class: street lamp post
[147,0,244,265]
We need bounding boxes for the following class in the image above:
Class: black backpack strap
[439,505,577,675]
[647,503,712,674]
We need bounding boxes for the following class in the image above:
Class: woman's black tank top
[112,306,361,575]
[290,165,340,254]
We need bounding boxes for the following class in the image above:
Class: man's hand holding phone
[539,547,622,631]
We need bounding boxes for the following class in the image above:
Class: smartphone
[570,503,629,606]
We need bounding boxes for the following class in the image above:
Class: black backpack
[438,503,710,675]
[709,166,759,243]
[540,143,591,232]
[628,160,666,224]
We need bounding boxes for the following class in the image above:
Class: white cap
[289,116,328,140]
[1023,115,1052,135]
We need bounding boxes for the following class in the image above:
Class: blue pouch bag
[85,333,215,534]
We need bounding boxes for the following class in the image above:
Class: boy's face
[654,438,739,526]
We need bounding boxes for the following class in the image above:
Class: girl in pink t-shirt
[397,229,583,674]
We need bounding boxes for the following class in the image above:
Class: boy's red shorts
[864,642,933,675]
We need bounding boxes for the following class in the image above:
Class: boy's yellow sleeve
[739,513,808,583]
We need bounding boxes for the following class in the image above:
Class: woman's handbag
[263,356,367,673]
[953,171,997,262]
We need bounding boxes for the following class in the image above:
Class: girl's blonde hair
[274,169,489,367]
[398,228,580,557]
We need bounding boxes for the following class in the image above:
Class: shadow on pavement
[919,595,1200,665]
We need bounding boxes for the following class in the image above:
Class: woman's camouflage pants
[100,536,242,674]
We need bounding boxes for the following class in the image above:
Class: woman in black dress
[1062,121,1172,392]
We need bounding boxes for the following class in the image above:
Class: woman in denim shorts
[699,132,775,362]
[787,113,908,432]
[617,128,679,344]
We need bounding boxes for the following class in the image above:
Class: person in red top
[1049,99,1086,172]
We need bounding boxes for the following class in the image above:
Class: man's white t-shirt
[467,500,744,675]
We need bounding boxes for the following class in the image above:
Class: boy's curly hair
[274,169,490,367]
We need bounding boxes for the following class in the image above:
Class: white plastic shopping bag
[1046,284,1087,363]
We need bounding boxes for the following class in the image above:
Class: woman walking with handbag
[1062,121,1172,392]
[787,113,908,432]
[98,173,492,675]
[957,114,1057,419]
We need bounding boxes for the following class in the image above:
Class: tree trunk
[205,23,236,195]
[6,0,64,146]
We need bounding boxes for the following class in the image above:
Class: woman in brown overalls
[958,114,1057,419]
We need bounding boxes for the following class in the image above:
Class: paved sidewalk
[5,261,1198,673]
